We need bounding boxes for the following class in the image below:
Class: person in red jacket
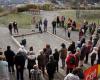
[66,51,76,74]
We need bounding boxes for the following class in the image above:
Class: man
[59,43,67,69]
[52,20,56,34]
[8,22,13,35]
[4,46,15,72]
[13,21,18,34]
[46,55,56,80]
[15,48,26,80]
[45,44,52,64]
[43,18,48,32]
[57,16,60,27]
[53,49,59,72]
[38,19,43,33]
[37,50,45,75]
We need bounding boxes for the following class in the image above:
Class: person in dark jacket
[37,50,46,75]
[13,21,18,34]
[84,40,93,64]
[79,44,87,67]
[8,22,13,35]
[46,55,56,80]
[93,33,99,47]
[90,47,97,66]
[57,16,60,27]
[72,21,76,30]
[43,18,48,32]
[53,49,59,72]
[97,46,100,64]
[45,44,52,64]
[39,19,43,33]
[52,20,56,34]
[4,46,15,72]
[27,46,36,79]
[80,37,86,47]
[15,49,26,80]
[68,41,76,54]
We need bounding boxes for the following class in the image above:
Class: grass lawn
[59,10,100,25]
[0,12,41,28]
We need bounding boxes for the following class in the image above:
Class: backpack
[91,52,96,59]
[70,55,76,65]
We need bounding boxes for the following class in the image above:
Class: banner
[84,65,98,80]
[98,65,100,77]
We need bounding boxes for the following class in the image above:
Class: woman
[66,51,76,74]
[30,65,45,80]
[27,47,36,79]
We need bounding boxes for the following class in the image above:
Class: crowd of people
[0,38,100,80]
[5,15,100,80]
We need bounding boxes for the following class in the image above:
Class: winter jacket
[27,54,36,69]
[66,54,76,68]
[64,73,80,80]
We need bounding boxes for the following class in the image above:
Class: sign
[98,65,100,77]
[84,65,98,80]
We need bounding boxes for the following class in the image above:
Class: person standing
[52,20,56,34]
[46,55,56,80]
[59,43,67,69]
[61,16,65,27]
[57,16,60,27]
[79,29,84,41]
[0,50,10,80]
[30,65,45,80]
[13,21,18,34]
[8,22,13,35]
[27,47,36,79]
[45,44,52,64]
[68,41,76,54]
[43,18,48,32]
[15,49,26,80]
[84,40,93,64]
[65,51,76,74]
[64,68,80,80]
[37,50,46,75]
[53,49,59,72]
[4,46,15,72]
[97,46,100,64]
[72,21,76,30]
[39,19,43,33]
[90,47,97,66]
[79,44,87,67]
[67,26,72,39]
[93,33,99,47]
